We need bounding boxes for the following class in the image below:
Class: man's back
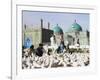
[36,47,43,57]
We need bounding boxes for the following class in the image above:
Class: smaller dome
[53,24,63,34]
[69,20,82,32]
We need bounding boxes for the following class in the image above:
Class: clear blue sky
[22,11,89,32]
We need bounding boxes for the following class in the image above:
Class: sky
[22,10,89,32]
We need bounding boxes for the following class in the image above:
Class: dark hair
[39,43,43,46]
[30,45,34,49]
[22,45,25,49]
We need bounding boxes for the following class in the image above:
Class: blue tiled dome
[69,20,82,32]
[53,24,63,34]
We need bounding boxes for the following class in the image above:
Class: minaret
[48,22,50,29]
[24,24,27,30]
[40,18,43,29]
[40,19,43,43]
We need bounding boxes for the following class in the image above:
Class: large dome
[53,24,63,34]
[70,20,82,32]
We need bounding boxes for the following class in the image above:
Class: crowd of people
[22,43,89,69]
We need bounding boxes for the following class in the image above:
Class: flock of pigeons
[22,46,89,69]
